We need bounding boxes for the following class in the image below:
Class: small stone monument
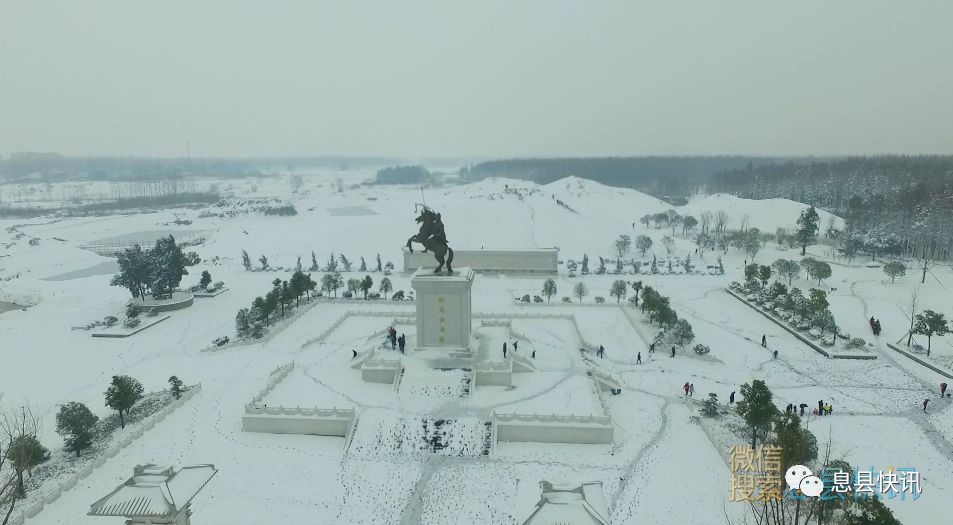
[411,266,474,354]
[88,464,218,524]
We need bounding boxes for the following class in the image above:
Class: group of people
[761,334,778,358]
[503,340,526,358]
[785,403,810,416]
[683,382,695,397]
[387,327,406,353]
[869,317,883,336]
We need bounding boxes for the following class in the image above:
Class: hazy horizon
[2,1,952,158]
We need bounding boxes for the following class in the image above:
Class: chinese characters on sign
[798,467,922,501]
[729,444,784,502]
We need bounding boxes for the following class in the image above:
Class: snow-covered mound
[681,193,843,232]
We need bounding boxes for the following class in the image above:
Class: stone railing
[362,357,402,384]
[11,385,202,525]
[248,362,294,405]
[244,405,354,418]
[494,413,611,425]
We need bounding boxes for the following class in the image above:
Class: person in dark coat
[671,345,676,358]
[352,349,357,359]
[786,403,793,414]
[531,350,536,359]
[729,391,736,404]
[598,345,605,358]
[761,334,767,348]
[818,400,824,416]
[637,352,642,364]
[398,334,405,354]
[513,341,518,352]
[799,403,808,416]
[941,382,948,397]
[649,342,655,354]
[923,398,929,412]
[503,342,507,358]
[773,350,778,359]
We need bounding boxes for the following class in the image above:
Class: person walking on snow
[773,350,778,359]
[649,342,655,354]
[398,334,406,354]
[688,383,695,397]
[923,398,929,412]
[941,382,948,398]
[531,350,536,359]
[352,349,357,359]
[503,342,507,359]
[637,352,642,364]
[786,403,793,414]
[799,403,808,416]
[513,341,518,352]
[683,382,690,396]
[671,345,676,358]
[818,400,824,416]
[729,391,736,404]
[597,345,605,358]
[761,334,767,347]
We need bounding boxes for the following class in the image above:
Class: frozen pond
[42,260,119,281]
[327,206,377,216]
[0,301,26,315]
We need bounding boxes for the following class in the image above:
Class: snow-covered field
[1,172,951,524]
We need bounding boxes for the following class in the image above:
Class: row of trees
[242,250,394,274]
[111,235,188,300]
[236,267,395,339]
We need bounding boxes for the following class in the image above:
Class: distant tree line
[375,165,430,184]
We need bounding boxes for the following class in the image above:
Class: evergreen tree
[596,257,607,274]
[252,296,270,326]
[104,375,144,429]
[125,302,141,319]
[684,253,692,273]
[736,379,778,449]
[149,235,188,298]
[359,257,367,272]
[651,255,658,274]
[635,234,653,256]
[235,308,250,335]
[772,412,818,470]
[242,249,252,271]
[673,318,694,344]
[346,278,360,297]
[573,282,588,303]
[610,280,627,303]
[110,244,153,300]
[883,261,906,283]
[310,251,319,271]
[378,277,393,299]
[199,270,212,289]
[55,402,98,457]
[615,234,632,262]
[322,272,343,297]
[359,275,374,299]
[279,281,294,314]
[796,206,820,255]
[295,256,302,272]
[339,254,352,271]
[758,265,771,288]
[541,278,557,302]
[4,435,49,495]
[629,280,643,306]
[325,253,338,272]
[581,254,590,274]
[809,289,829,314]
[259,254,270,270]
[168,376,184,400]
[701,393,720,418]
[376,253,383,272]
[913,310,950,356]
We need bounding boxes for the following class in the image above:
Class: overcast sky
[1,0,951,158]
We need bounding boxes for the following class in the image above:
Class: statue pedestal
[411,267,474,354]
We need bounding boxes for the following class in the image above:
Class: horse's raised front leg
[406,237,415,254]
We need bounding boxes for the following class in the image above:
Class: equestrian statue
[406,205,454,273]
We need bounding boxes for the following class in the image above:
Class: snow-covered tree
[883,261,906,283]
[168,376,184,400]
[325,253,338,272]
[635,235,653,256]
[609,280,627,303]
[661,235,675,255]
[581,254,590,275]
[615,234,631,262]
[199,270,212,289]
[55,402,98,457]
[242,249,252,271]
[310,251,319,271]
[259,254,270,270]
[376,253,383,272]
[795,206,820,255]
[321,272,343,297]
[235,308,250,336]
[359,257,367,272]
[735,380,777,449]
[573,282,588,303]
[541,278,557,302]
[104,375,144,429]
[339,254,353,272]
[379,277,393,299]
[111,244,153,300]
[913,310,949,356]
[673,318,694,345]
[681,215,698,236]
[359,275,374,299]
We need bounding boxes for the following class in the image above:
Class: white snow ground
[1,172,951,524]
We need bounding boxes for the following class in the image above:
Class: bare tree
[714,210,729,235]
[740,214,750,234]
[1,398,43,525]
[700,211,713,235]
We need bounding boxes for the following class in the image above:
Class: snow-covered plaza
[2,173,952,524]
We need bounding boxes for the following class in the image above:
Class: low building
[89,464,217,525]
[522,481,610,525]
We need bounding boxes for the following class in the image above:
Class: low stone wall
[886,342,953,379]
[12,385,202,525]
[242,406,355,436]
[133,293,194,313]
[403,247,558,274]
[588,369,622,393]
[248,362,295,404]
[474,361,513,387]
[494,413,614,445]
[362,358,401,384]
[91,315,171,338]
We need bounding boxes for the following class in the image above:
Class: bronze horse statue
[406,206,454,273]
